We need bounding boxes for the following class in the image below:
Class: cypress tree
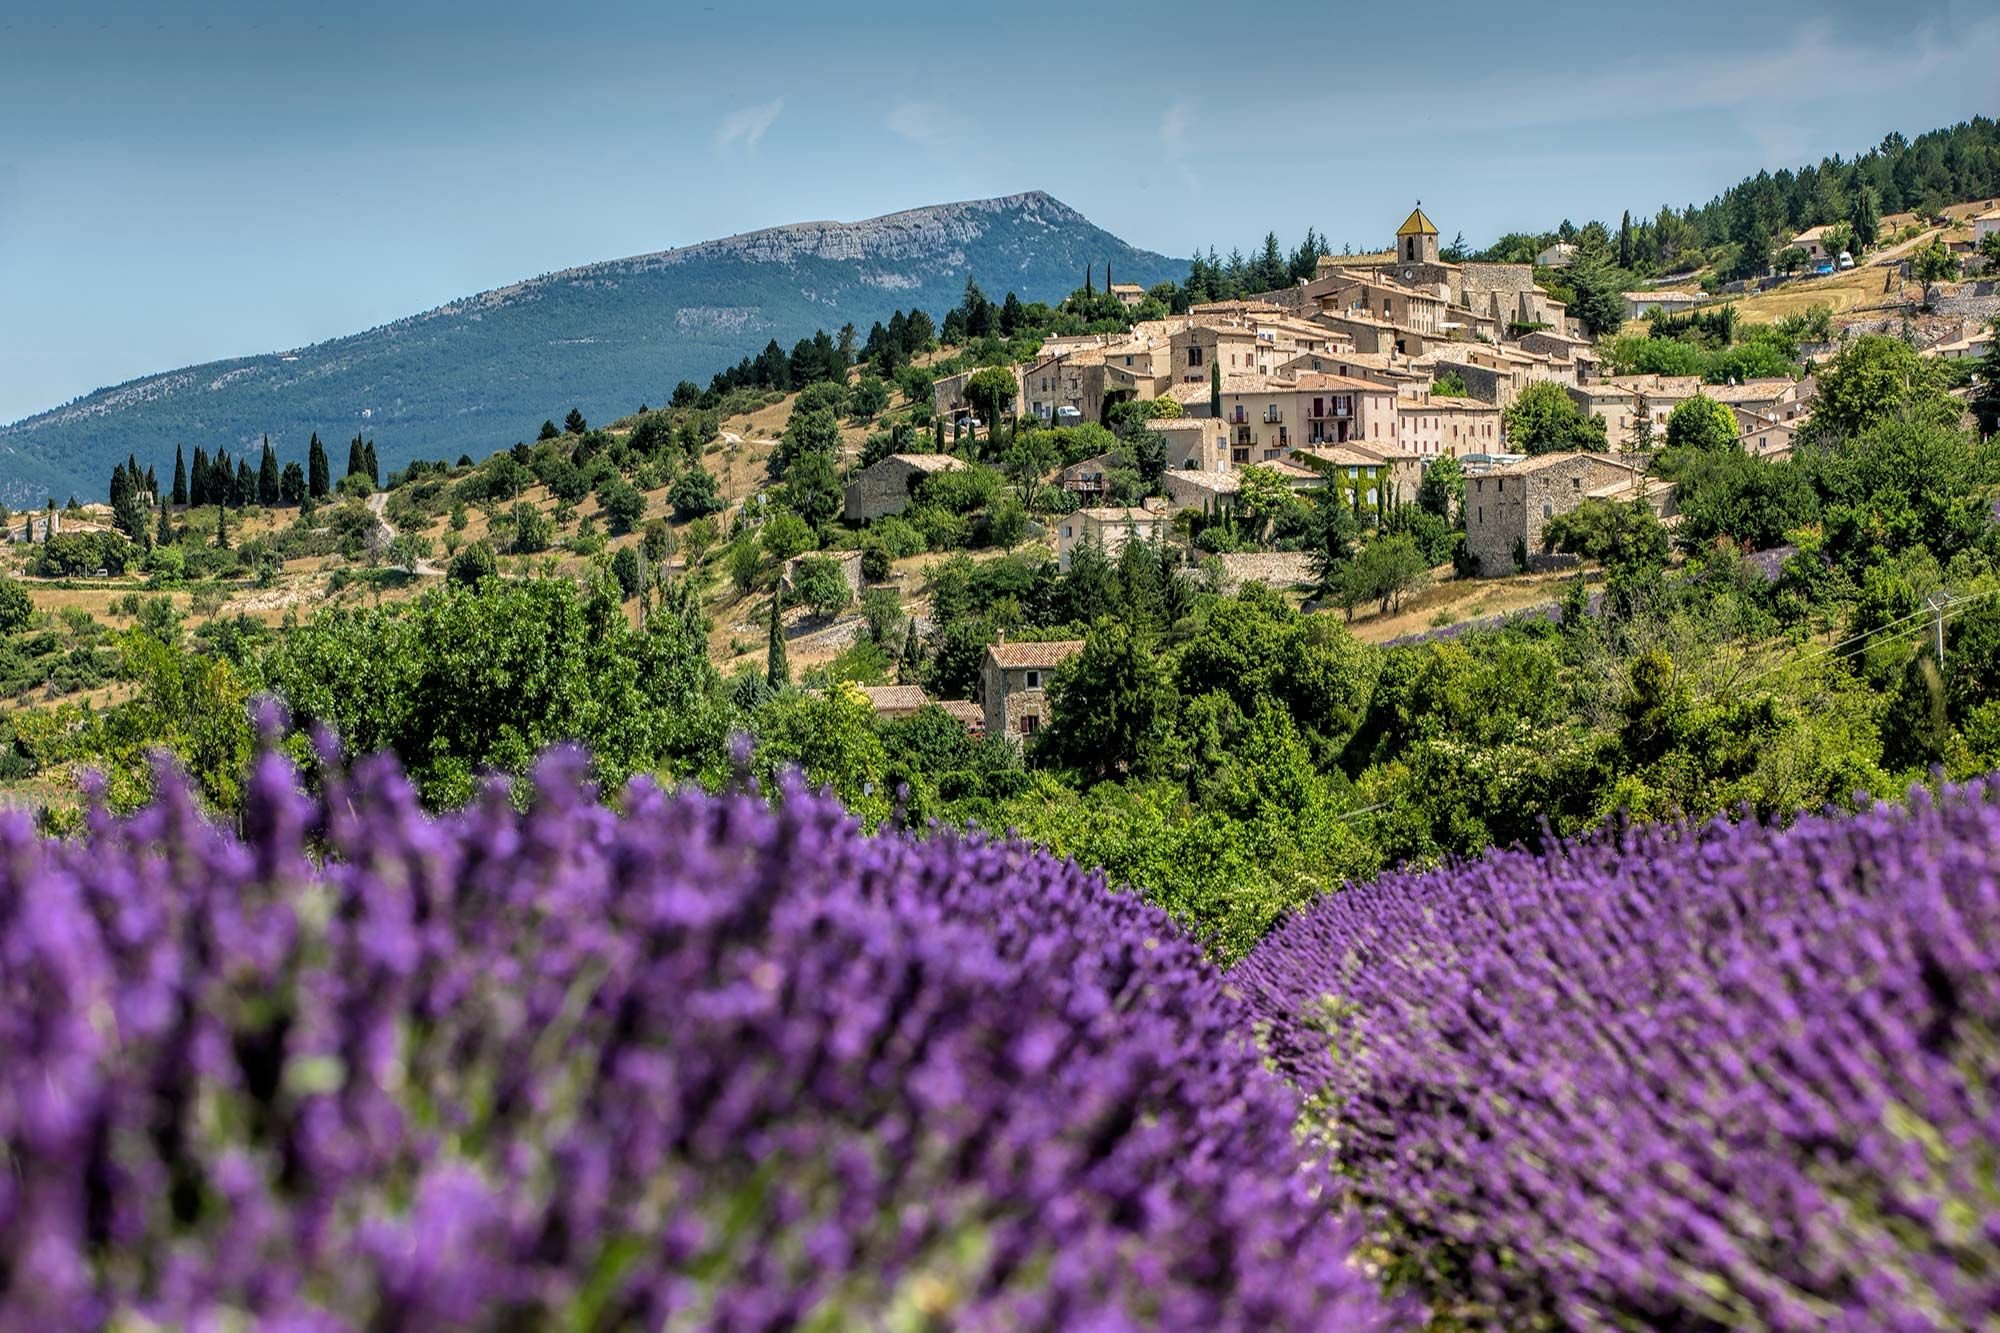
[363,441,379,485]
[109,462,130,511]
[1209,361,1222,417]
[214,505,229,550]
[156,498,172,546]
[308,432,330,497]
[189,448,207,507]
[144,464,157,496]
[258,437,280,506]
[172,445,188,505]
[347,435,366,478]
[236,459,255,505]
[765,592,788,689]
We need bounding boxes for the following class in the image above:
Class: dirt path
[367,491,443,576]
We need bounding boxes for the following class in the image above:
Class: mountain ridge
[1,191,1181,502]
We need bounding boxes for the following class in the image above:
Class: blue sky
[2,0,1996,424]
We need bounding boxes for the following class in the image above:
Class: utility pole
[1928,593,1946,665]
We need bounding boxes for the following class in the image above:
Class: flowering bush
[0,742,1402,1330]
[1239,782,2000,1329]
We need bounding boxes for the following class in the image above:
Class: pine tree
[258,437,280,506]
[307,432,330,497]
[214,505,229,550]
[363,441,379,485]
[1850,186,1879,250]
[764,591,789,689]
[172,445,188,505]
[347,435,366,478]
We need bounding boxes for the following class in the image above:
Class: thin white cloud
[886,101,959,147]
[1462,18,2000,132]
[714,99,783,154]
[1159,98,1193,156]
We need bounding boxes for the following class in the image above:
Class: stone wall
[1464,455,1637,576]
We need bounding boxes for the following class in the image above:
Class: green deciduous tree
[1035,617,1175,783]
[1503,382,1609,454]
[1664,394,1740,452]
[789,554,853,619]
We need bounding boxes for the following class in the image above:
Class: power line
[1719,585,2000,697]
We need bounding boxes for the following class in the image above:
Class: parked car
[954,414,983,431]
[1836,251,1855,270]
[1054,405,1083,425]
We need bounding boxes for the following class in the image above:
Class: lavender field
[3,736,1998,1329]
[1241,781,2000,1329]
[0,741,1401,1330]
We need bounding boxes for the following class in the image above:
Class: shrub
[0,747,1403,1331]
[788,553,853,619]
[446,539,498,587]
[667,465,723,520]
[1240,784,2000,1328]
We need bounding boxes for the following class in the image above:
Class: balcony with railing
[1227,407,1248,425]
[1262,406,1282,424]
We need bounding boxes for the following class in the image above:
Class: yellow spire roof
[1396,206,1438,237]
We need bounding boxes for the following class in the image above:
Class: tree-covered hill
[0,191,1184,504]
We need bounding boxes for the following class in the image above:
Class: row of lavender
[0,741,1404,1329]
[1239,781,2000,1329]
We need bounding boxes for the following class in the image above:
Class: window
[1543,503,1552,518]
[1477,505,1483,523]
[1020,714,1040,736]
[1060,525,1072,538]
[1188,346,1204,367]
[1572,477,1581,490]
[1025,670,1041,689]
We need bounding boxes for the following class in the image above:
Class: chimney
[996,629,1006,645]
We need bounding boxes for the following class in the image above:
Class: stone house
[931,366,1024,426]
[1733,410,1799,460]
[1702,377,1808,421]
[858,685,932,723]
[1396,392,1502,458]
[1154,416,1231,473]
[1622,290,1706,320]
[1536,242,1577,268]
[1056,506,1173,573]
[981,638,1086,744]
[1790,224,1837,265]
[1290,445,1395,516]
[1057,451,1118,502]
[1463,452,1651,576]
[1023,348,1109,424]
[9,510,59,543]
[1160,465,1240,512]
[1109,282,1147,308]
[1215,373,1399,464]
[843,453,967,522]
[780,548,864,602]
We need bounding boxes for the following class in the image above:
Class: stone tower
[1397,205,1439,264]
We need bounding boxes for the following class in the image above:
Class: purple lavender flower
[1239,780,2000,1328]
[0,748,1403,1330]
